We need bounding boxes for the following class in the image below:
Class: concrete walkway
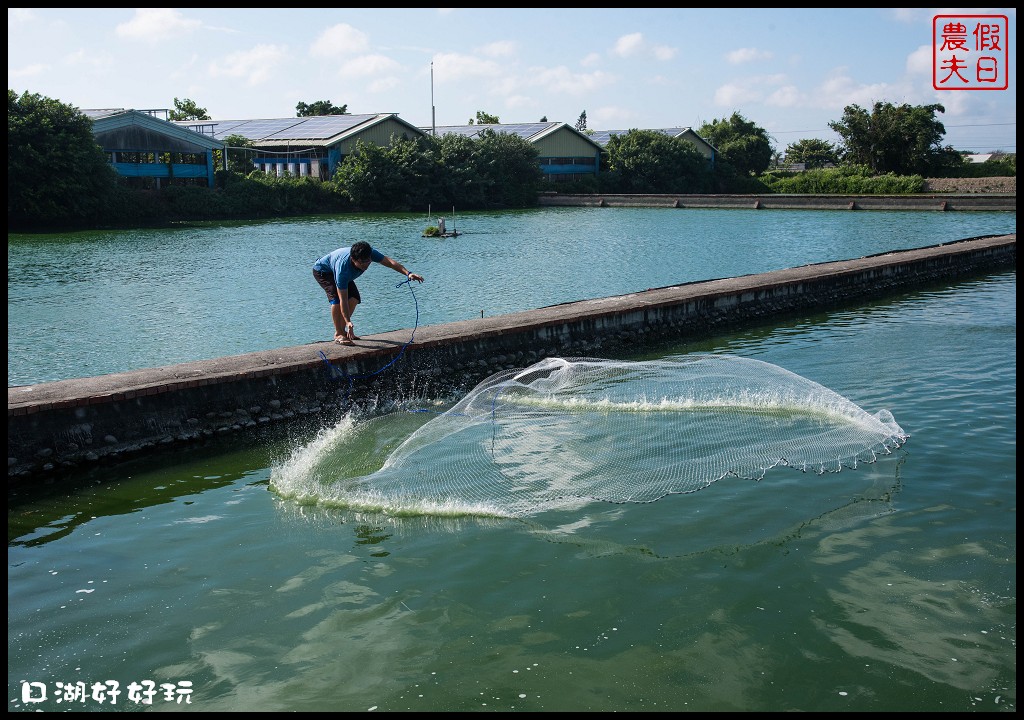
[8,233,1016,483]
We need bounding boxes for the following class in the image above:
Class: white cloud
[890,8,922,23]
[652,45,678,61]
[116,9,201,40]
[905,44,933,75]
[610,32,675,61]
[477,40,517,58]
[209,44,289,86]
[368,76,401,94]
[489,75,520,97]
[713,74,788,107]
[339,54,402,77]
[612,32,645,58]
[726,47,774,65]
[716,65,927,117]
[714,82,759,107]
[525,66,614,95]
[8,62,48,80]
[765,85,802,107]
[815,71,894,111]
[930,87,972,115]
[310,23,370,58]
[591,105,638,128]
[432,52,503,82]
[504,94,534,110]
[581,52,601,67]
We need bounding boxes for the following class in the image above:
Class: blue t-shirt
[313,246,385,289]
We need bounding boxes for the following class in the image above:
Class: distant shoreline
[537,192,1015,212]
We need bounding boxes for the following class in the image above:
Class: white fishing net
[271,355,909,518]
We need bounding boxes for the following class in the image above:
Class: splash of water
[270,356,909,518]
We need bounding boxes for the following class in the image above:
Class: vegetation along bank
[8,91,1015,233]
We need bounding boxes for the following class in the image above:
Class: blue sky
[8,8,1017,153]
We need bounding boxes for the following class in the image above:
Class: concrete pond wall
[7,233,1017,485]
[537,193,1016,212]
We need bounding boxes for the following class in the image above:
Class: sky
[7,8,1017,154]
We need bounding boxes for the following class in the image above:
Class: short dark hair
[351,241,372,263]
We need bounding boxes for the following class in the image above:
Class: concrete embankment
[7,233,1016,485]
[537,193,1016,212]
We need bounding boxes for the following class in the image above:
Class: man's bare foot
[334,336,354,345]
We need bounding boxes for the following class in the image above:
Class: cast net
[270,355,909,518]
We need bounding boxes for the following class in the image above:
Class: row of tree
[172,95,988,178]
[7,90,1014,233]
[544,103,981,178]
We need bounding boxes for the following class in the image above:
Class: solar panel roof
[428,122,561,141]
[262,114,368,140]
[587,128,699,146]
[81,108,127,120]
[174,114,385,143]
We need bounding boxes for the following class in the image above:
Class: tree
[575,111,588,133]
[539,116,548,122]
[333,136,434,211]
[698,112,773,176]
[784,138,840,169]
[429,133,486,208]
[828,102,959,176]
[8,90,120,230]
[603,129,712,193]
[468,110,500,125]
[473,129,542,207]
[222,134,258,174]
[168,97,210,121]
[296,100,348,117]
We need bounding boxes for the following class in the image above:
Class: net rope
[271,355,909,518]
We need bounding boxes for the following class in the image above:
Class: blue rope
[319,278,420,402]
[318,279,473,419]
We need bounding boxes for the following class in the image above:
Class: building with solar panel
[86,107,716,188]
[176,113,426,180]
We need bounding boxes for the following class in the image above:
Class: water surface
[7,208,1016,712]
[7,206,1014,385]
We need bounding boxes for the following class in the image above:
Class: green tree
[473,129,542,207]
[333,136,433,211]
[469,110,500,125]
[296,100,348,117]
[603,129,712,193]
[221,134,257,174]
[429,133,485,208]
[828,102,959,176]
[8,90,120,230]
[698,112,773,176]
[784,138,840,169]
[575,111,588,132]
[168,97,210,121]
[539,115,548,122]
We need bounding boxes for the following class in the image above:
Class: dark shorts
[313,270,360,305]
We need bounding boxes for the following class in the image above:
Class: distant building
[176,113,426,179]
[587,127,717,167]
[427,122,603,183]
[965,152,1013,164]
[84,108,224,189]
